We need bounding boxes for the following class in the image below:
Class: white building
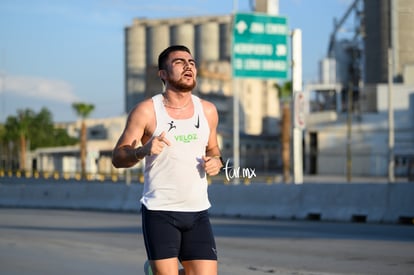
[303,0,414,178]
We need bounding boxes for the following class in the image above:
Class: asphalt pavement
[0,208,413,275]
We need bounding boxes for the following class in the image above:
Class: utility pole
[388,48,395,183]
[232,0,240,184]
[0,50,5,122]
[0,71,4,122]
[346,80,353,182]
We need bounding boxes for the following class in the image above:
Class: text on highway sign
[232,13,289,79]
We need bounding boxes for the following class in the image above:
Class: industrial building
[304,0,414,178]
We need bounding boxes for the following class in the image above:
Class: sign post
[231,13,289,183]
[292,29,304,184]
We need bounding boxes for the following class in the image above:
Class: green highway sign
[232,13,289,79]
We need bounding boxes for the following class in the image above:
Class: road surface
[0,208,413,274]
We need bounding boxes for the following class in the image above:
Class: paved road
[0,208,413,275]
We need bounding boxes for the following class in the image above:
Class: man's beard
[167,76,196,92]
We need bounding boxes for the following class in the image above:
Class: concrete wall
[1,182,413,224]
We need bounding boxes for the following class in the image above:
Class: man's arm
[112,100,151,168]
[112,99,171,168]
[202,100,223,176]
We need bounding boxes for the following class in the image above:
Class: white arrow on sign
[235,20,248,34]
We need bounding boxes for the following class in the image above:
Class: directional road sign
[232,13,288,79]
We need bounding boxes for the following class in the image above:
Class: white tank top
[140,94,211,211]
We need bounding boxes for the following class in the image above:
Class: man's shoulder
[136,93,163,108]
[198,97,216,110]
[197,97,218,119]
[130,96,157,117]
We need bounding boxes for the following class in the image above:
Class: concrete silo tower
[125,19,146,112]
[364,0,414,84]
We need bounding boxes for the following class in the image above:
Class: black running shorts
[141,205,217,261]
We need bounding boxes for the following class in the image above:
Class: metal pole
[346,81,353,182]
[388,48,395,183]
[0,71,4,122]
[125,168,131,185]
[0,51,5,122]
[292,29,303,184]
[232,0,240,184]
[233,78,240,185]
[233,0,238,12]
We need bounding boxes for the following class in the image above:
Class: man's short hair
[158,45,192,70]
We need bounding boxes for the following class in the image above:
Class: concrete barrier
[0,181,413,224]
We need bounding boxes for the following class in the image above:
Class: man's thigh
[179,211,217,261]
[151,258,181,275]
[181,259,217,275]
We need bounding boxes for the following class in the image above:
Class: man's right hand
[144,131,171,155]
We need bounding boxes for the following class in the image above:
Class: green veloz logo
[174,133,198,143]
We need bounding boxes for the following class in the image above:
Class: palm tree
[4,109,34,172]
[275,81,292,183]
[72,102,95,179]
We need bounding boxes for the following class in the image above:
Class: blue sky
[0,0,354,123]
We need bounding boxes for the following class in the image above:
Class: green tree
[276,81,292,102]
[72,102,95,179]
[29,108,77,149]
[0,107,77,171]
[51,128,78,147]
[0,123,12,170]
[29,108,54,149]
[3,109,33,171]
